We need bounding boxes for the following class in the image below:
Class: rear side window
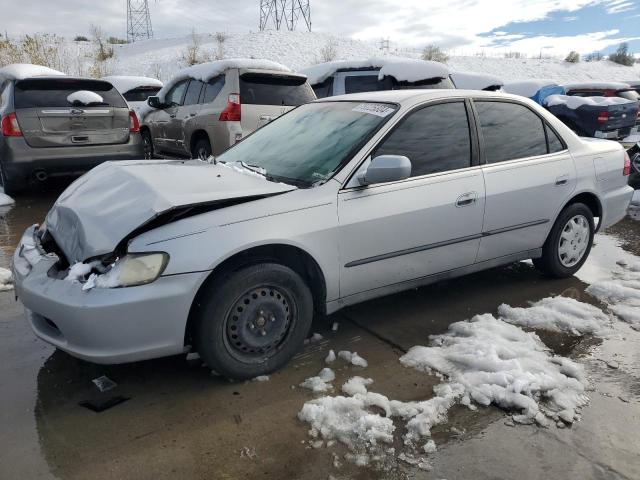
[394,77,454,90]
[14,78,127,108]
[240,73,315,106]
[201,75,225,103]
[123,87,161,102]
[618,90,640,101]
[475,101,548,163]
[546,125,565,153]
[374,101,472,177]
[312,77,333,99]
[183,80,204,105]
[164,80,189,106]
[345,75,393,94]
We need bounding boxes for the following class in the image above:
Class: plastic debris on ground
[92,375,118,393]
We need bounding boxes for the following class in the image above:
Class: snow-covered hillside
[41,31,640,84]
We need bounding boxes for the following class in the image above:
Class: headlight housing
[90,253,169,289]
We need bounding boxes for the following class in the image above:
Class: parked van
[141,59,316,160]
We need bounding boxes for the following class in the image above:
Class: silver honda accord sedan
[13,90,634,379]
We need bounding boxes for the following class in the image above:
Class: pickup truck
[543,94,639,140]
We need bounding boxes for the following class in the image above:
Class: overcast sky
[2,0,639,55]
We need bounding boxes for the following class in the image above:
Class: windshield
[217,101,398,186]
[14,78,127,108]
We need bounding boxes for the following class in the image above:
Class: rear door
[338,100,485,298]
[13,78,130,148]
[239,71,315,134]
[474,99,576,262]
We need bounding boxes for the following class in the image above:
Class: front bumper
[12,225,207,364]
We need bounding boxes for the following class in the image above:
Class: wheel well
[190,130,211,154]
[184,244,327,346]
[140,125,150,135]
[565,192,602,229]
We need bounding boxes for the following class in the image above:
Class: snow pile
[0,192,15,206]
[544,94,635,109]
[158,58,291,101]
[503,80,559,98]
[451,71,503,90]
[102,75,163,94]
[300,368,336,393]
[325,349,336,364]
[66,90,104,106]
[337,350,368,368]
[587,259,640,330]
[0,267,14,292]
[64,262,96,283]
[0,63,65,81]
[400,314,589,426]
[300,57,450,85]
[498,296,613,336]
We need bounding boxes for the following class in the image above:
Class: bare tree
[564,51,580,63]
[319,39,338,62]
[421,44,449,63]
[213,31,227,60]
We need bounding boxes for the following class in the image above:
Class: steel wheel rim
[222,285,295,363]
[558,214,590,267]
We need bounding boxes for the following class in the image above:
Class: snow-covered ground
[52,31,640,84]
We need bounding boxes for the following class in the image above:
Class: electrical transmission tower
[259,1,311,32]
[127,0,153,43]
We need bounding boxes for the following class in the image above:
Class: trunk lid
[13,77,131,148]
[44,160,297,263]
[604,102,638,131]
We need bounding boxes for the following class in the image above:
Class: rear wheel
[141,129,154,159]
[0,162,23,196]
[193,137,212,161]
[533,203,594,278]
[194,263,313,380]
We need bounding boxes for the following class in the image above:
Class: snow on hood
[157,58,293,101]
[102,75,163,94]
[564,81,632,91]
[299,57,450,86]
[544,94,636,109]
[503,80,559,98]
[0,63,65,81]
[450,71,503,90]
[44,160,297,263]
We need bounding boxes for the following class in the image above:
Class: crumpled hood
[45,160,296,263]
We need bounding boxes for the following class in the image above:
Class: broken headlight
[92,253,169,288]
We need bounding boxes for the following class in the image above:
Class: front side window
[373,101,472,177]
[217,101,398,186]
[475,101,548,164]
[164,80,189,106]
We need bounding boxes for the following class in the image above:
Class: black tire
[0,162,23,196]
[192,137,212,161]
[194,263,313,380]
[534,203,594,278]
[141,129,154,159]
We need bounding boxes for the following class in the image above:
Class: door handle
[555,175,569,186]
[456,192,477,207]
[169,114,176,118]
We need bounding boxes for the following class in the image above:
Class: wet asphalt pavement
[1,181,639,480]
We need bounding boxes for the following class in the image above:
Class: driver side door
[156,79,189,154]
[337,100,486,299]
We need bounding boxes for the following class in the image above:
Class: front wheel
[533,203,594,278]
[141,130,154,159]
[194,263,313,380]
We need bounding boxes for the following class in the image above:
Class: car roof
[564,81,632,91]
[315,89,518,106]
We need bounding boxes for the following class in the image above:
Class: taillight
[129,110,140,133]
[1,112,22,137]
[623,152,631,176]
[219,94,241,121]
[597,111,609,125]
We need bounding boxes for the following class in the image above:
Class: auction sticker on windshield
[352,103,396,117]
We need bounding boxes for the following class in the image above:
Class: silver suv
[141,62,316,159]
[0,75,144,194]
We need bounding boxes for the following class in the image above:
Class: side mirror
[357,155,412,186]
[147,96,163,109]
